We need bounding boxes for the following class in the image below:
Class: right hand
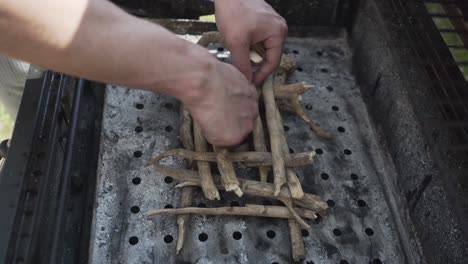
[183,59,259,147]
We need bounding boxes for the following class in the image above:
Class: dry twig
[273,82,313,99]
[145,148,315,168]
[155,165,328,214]
[275,106,304,200]
[193,121,220,200]
[147,204,317,219]
[253,115,269,182]
[214,147,243,197]
[176,105,194,255]
[262,75,287,196]
[273,55,331,138]
[289,219,306,262]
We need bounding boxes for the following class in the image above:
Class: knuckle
[278,21,288,35]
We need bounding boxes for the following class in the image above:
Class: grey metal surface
[90,32,410,264]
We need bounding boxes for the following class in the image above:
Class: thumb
[227,41,253,82]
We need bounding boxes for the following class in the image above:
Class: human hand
[215,0,287,86]
[182,59,259,147]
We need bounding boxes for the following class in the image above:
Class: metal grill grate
[90,32,412,263]
[378,0,468,159]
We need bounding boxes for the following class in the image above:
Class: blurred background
[0,101,14,142]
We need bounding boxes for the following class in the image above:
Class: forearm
[0,0,213,102]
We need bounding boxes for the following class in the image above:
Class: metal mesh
[89,33,409,264]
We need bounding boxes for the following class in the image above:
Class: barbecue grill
[0,0,467,263]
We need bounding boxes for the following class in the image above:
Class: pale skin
[0,0,287,146]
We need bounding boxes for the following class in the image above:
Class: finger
[227,39,254,82]
[248,83,259,101]
[253,42,283,86]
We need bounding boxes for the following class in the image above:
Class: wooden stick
[265,55,305,199]
[277,102,295,113]
[274,103,304,200]
[154,165,328,214]
[213,147,243,197]
[197,31,223,47]
[193,121,220,200]
[262,75,287,196]
[290,97,332,138]
[174,182,198,188]
[289,219,306,262]
[277,197,311,229]
[273,56,309,256]
[177,184,191,255]
[179,105,194,153]
[252,115,269,182]
[274,55,331,138]
[253,81,269,182]
[176,105,194,255]
[274,82,314,99]
[145,149,315,168]
[276,54,297,83]
[147,204,317,219]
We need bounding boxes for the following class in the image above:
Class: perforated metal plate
[89,31,410,264]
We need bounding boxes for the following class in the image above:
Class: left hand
[215,0,288,86]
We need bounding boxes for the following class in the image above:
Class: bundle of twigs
[145,32,330,262]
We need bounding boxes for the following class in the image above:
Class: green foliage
[426,3,468,80]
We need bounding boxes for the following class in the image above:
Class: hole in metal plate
[130,206,140,214]
[132,177,141,185]
[129,236,139,245]
[320,172,329,180]
[135,103,144,110]
[232,231,242,240]
[357,199,367,207]
[365,228,374,236]
[373,258,383,264]
[266,230,276,239]
[333,228,342,236]
[164,176,173,184]
[164,235,173,244]
[198,233,208,242]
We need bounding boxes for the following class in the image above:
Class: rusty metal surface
[89,32,412,264]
